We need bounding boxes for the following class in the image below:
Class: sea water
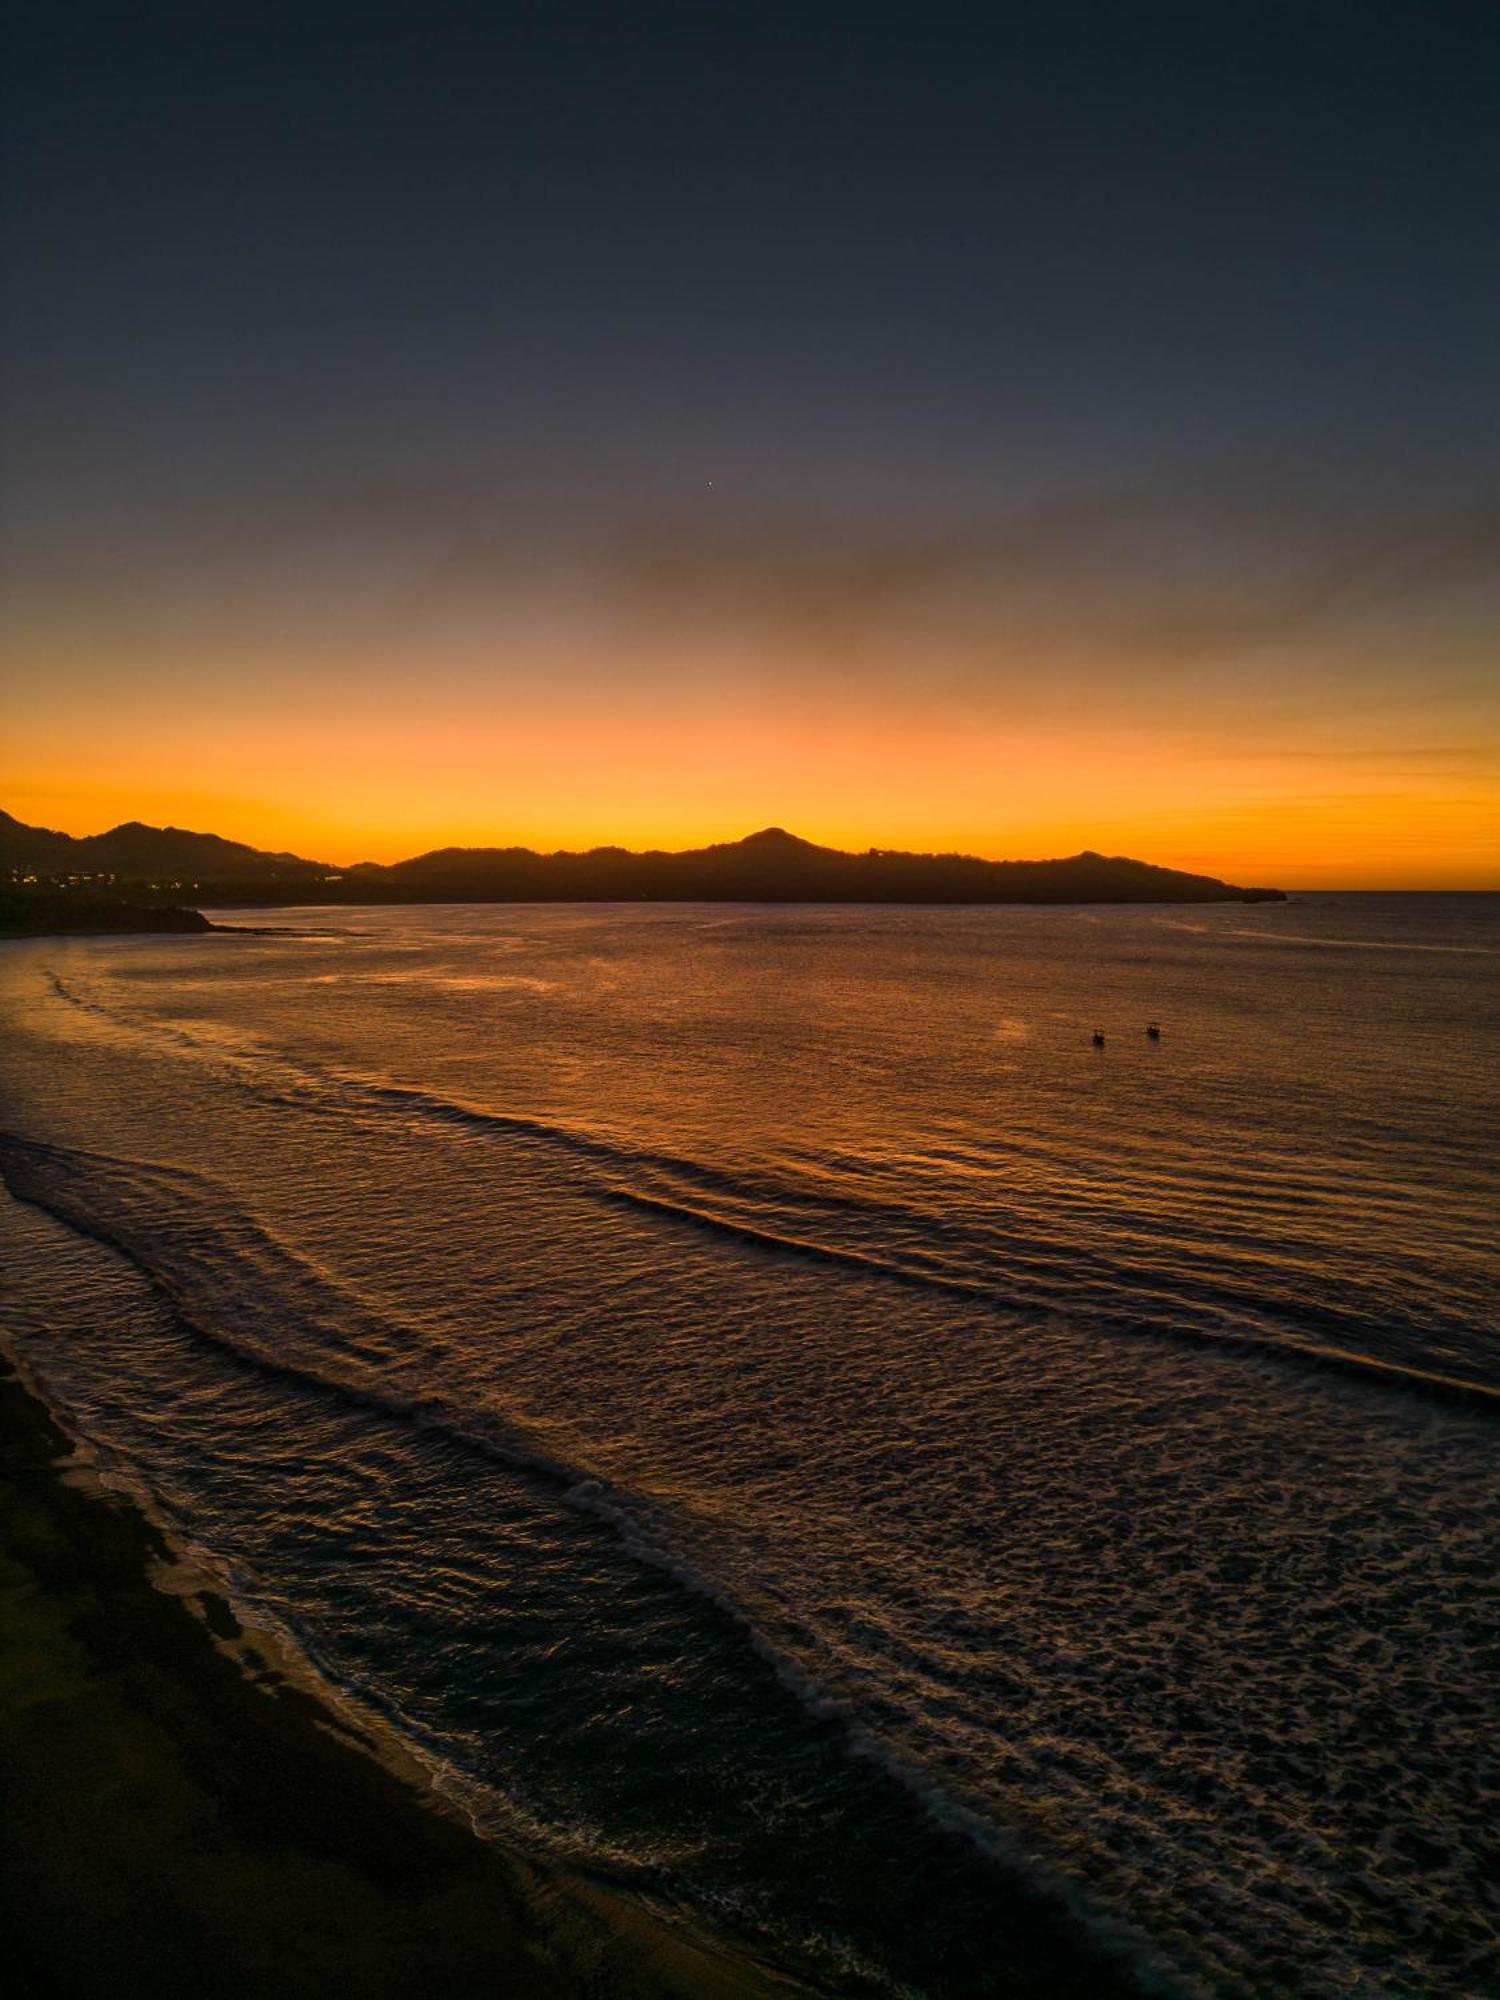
[2,897,1496,1996]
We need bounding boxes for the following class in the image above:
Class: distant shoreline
[9,889,1497,942]
[3,812,1287,909]
[0,908,319,940]
[0,901,216,939]
[2,886,1289,941]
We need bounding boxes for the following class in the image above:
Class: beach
[0,1358,800,2000]
[2,900,1495,1996]
[9,0,1497,1985]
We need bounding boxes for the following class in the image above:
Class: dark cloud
[362,459,1500,698]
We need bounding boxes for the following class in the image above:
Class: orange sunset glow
[6,486,1497,888]
[5,698,1496,889]
[5,8,1500,2000]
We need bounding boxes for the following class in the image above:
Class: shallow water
[2,897,1497,1996]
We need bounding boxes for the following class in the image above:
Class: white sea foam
[3,900,1496,1998]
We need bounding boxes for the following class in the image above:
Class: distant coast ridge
[1,809,1284,933]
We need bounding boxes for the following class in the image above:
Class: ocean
[1,896,1496,1997]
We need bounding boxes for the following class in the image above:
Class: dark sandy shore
[0,1360,805,2000]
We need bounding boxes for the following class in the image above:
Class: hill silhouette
[0,809,324,885]
[1,811,1284,910]
[360,826,1285,903]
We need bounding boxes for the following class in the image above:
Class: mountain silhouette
[0,809,324,884]
[1,810,1285,906]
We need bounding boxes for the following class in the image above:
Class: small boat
[1092,1029,1106,1047]
[1146,1022,1161,1040]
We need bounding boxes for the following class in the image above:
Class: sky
[3,0,1497,886]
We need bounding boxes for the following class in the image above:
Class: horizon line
[5,803,1498,892]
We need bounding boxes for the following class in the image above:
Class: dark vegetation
[1,810,1284,920]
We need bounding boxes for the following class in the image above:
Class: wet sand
[0,1360,804,2000]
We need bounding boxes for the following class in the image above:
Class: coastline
[0,1356,807,2000]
